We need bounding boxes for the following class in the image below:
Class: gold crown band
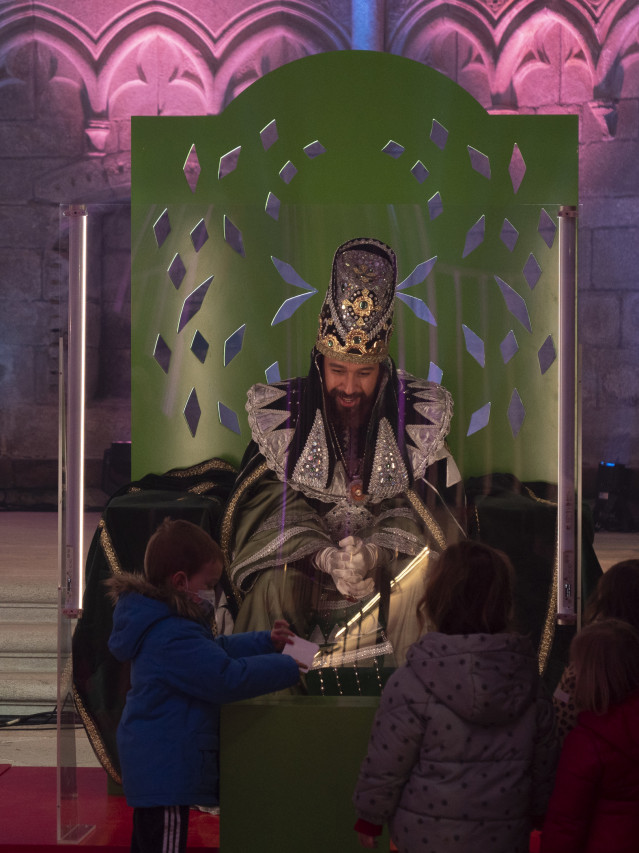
[316,330,390,364]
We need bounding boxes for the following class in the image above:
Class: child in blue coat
[107,518,301,853]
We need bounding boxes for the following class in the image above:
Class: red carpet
[0,765,219,851]
[0,764,541,852]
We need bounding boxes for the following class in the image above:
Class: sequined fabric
[316,238,397,364]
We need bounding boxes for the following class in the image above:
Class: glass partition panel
[58,201,131,842]
[65,51,580,847]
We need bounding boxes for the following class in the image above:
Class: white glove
[314,541,376,600]
[337,536,379,579]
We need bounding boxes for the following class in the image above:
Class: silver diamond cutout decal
[183,145,201,193]
[218,402,241,434]
[428,193,443,220]
[427,362,443,384]
[462,324,485,366]
[178,276,213,333]
[224,325,246,366]
[153,335,171,374]
[467,402,491,436]
[396,293,437,325]
[500,331,518,364]
[265,362,281,383]
[190,219,209,253]
[271,256,318,324]
[430,120,448,150]
[184,388,201,437]
[494,276,532,332]
[509,143,526,194]
[397,258,438,291]
[191,330,209,364]
[224,215,245,256]
[463,215,485,258]
[508,389,525,437]
[468,146,491,179]
[382,140,405,158]
[538,335,556,374]
[260,120,278,151]
[411,161,429,183]
[500,219,519,252]
[219,146,241,179]
[279,161,297,183]
[168,254,186,289]
[304,141,326,158]
[265,192,281,221]
[523,254,542,289]
[538,208,557,248]
[153,209,171,248]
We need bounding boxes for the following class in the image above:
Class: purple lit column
[352,0,385,50]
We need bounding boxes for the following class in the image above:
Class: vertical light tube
[576,342,583,631]
[64,205,88,617]
[557,205,578,625]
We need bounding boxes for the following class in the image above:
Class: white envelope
[282,635,320,672]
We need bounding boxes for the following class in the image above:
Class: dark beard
[325,387,374,429]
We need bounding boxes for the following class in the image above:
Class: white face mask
[195,588,217,604]
[183,582,217,618]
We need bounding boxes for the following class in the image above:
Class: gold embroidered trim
[73,684,122,785]
[316,337,388,364]
[522,484,558,675]
[220,462,269,607]
[189,481,222,496]
[405,489,447,551]
[99,518,122,576]
[165,458,237,479]
[537,536,558,675]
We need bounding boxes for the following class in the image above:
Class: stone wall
[0,0,637,522]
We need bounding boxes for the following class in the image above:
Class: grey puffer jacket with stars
[353,632,558,853]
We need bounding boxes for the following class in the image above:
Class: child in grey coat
[353,540,558,853]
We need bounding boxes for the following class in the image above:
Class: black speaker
[101,441,132,496]
[593,462,631,531]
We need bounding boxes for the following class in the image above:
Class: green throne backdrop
[128,51,580,853]
[131,51,578,486]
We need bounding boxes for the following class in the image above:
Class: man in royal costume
[222,238,466,690]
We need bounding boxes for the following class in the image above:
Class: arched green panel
[131,51,578,483]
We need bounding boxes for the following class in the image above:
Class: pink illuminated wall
[0,0,638,508]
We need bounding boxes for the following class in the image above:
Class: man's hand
[330,565,375,600]
[338,536,378,578]
[270,619,295,652]
[357,831,378,848]
[315,538,380,600]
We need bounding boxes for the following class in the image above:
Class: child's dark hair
[418,540,515,635]
[144,518,223,588]
[571,618,639,714]
[584,559,639,632]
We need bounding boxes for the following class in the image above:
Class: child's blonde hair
[144,517,223,588]
[584,559,639,631]
[418,540,515,635]
[571,618,639,714]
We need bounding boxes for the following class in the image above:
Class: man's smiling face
[323,357,380,427]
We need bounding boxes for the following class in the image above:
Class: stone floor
[0,511,637,769]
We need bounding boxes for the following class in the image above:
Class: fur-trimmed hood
[105,572,207,623]
[106,573,209,665]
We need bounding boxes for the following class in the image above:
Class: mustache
[329,389,366,402]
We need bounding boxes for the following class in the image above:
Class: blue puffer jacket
[108,575,300,807]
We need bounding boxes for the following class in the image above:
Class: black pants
[131,805,189,853]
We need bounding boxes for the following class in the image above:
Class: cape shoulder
[245,372,455,494]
